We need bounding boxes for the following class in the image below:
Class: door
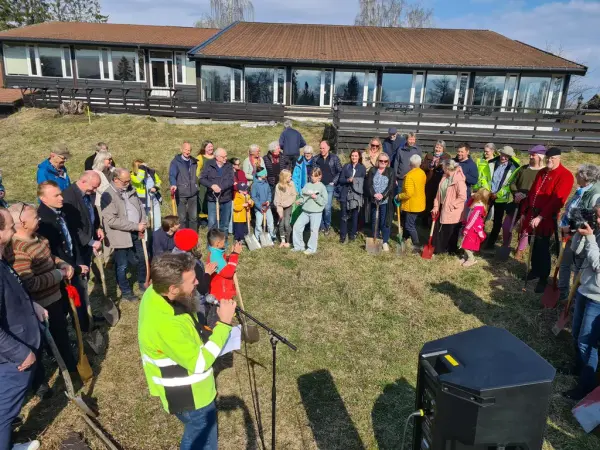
[150,60,173,97]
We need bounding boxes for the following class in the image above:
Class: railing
[18,80,285,122]
[332,99,600,153]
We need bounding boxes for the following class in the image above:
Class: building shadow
[297,369,365,450]
[371,377,416,450]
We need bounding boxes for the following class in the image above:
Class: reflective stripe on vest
[152,368,213,387]
[142,354,178,368]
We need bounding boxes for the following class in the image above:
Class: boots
[514,249,525,261]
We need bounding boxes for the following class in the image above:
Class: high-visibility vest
[138,286,231,414]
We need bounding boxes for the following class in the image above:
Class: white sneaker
[12,441,41,450]
[382,243,390,252]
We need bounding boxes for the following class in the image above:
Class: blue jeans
[572,291,600,396]
[320,184,335,230]
[175,401,218,450]
[254,208,275,240]
[371,202,391,244]
[207,201,232,238]
[293,211,322,253]
[0,362,36,449]
[114,233,147,296]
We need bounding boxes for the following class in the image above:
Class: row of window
[3,44,190,85]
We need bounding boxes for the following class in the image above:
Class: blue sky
[102,0,600,100]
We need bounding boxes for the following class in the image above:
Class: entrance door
[150,60,173,97]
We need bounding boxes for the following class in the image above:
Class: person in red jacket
[206,228,242,300]
[522,147,574,293]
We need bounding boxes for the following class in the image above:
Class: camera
[569,207,598,232]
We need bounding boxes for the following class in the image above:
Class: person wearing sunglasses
[365,154,396,252]
[36,143,72,191]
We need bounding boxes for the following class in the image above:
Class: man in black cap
[382,127,402,162]
[521,147,574,293]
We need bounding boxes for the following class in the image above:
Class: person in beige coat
[100,168,147,301]
[273,169,297,247]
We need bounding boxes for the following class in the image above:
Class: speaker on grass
[414,326,555,450]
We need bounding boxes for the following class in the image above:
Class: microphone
[204,294,219,305]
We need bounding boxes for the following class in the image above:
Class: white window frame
[362,70,378,107]
[231,68,243,102]
[410,70,425,104]
[137,50,146,82]
[99,47,111,80]
[273,67,286,105]
[25,44,73,78]
[546,75,564,110]
[75,47,144,82]
[453,72,470,110]
[174,52,186,85]
[501,73,519,112]
[61,46,72,78]
[320,69,333,107]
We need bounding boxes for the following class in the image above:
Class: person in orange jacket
[207,229,242,301]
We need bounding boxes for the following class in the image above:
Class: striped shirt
[10,234,65,307]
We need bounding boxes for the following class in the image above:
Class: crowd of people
[1,119,600,449]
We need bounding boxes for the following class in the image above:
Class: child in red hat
[207,228,242,301]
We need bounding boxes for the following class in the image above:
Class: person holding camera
[521,147,574,293]
[558,164,600,301]
[562,202,600,401]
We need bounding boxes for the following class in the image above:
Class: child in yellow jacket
[232,182,253,243]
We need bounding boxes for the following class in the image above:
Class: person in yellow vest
[396,154,426,251]
[131,159,162,231]
[138,252,236,450]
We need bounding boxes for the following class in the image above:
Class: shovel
[233,274,260,343]
[141,231,151,289]
[170,189,177,215]
[67,283,94,382]
[541,236,569,309]
[93,252,119,327]
[366,201,383,255]
[552,272,581,335]
[259,210,274,247]
[523,229,536,292]
[421,217,437,260]
[244,208,261,251]
[496,211,519,262]
[395,203,406,255]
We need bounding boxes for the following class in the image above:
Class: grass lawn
[3,108,600,449]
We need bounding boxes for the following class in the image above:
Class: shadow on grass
[372,377,416,450]
[298,369,365,450]
[217,395,259,450]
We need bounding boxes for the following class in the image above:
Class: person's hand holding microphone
[217,299,237,325]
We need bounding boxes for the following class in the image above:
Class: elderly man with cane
[521,147,574,294]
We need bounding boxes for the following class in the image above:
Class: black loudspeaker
[413,326,556,450]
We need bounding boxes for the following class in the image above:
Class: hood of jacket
[447,166,466,185]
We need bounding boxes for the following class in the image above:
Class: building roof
[0,88,24,105]
[0,22,219,49]
[190,22,586,73]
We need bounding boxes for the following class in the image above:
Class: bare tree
[195,0,254,28]
[355,0,433,28]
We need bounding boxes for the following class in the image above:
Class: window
[150,50,172,59]
[516,76,550,112]
[503,74,518,111]
[548,76,564,109]
[334,71,365,105]
[455,73,469,108]
[365,71,377,105]
[322,70,332,106]
[201,65,232,102]
[2,44,29,76]
[101,48,110,79]
[62,47,72,77]
[412,71,425,104]
[277,68,285,104]
[232,69,242,102]
[381,73,412,103]
[28,46,38,76]
[111,49,136,81]
[473,75,506,108]
[425,73,458,107]
[174,52,185,84]
[37,47,63,77]
[292,69,321,106]
[138,50,146,82]
[76,48,101,79]
[245,67,275,103]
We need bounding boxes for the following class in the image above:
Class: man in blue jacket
[393,132,421,194]
[169,142,199,231]
[199,148,234,239]
[382,127,402,162]
[314,141,342,234]
[36,144,71,191]
[0,208,46,450]
[279,120,307,171]
[454,142,478,200]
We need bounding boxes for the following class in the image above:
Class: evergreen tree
[116,55,134,81]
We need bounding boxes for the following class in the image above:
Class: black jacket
[279,128,307,158]
[62,183,100,265]
[169,154,199,198]
[152,229,175,257]
[314,153,343,185]
[366,166,396,227]
[263,152,282,187]
[199,160,235,203]
[338,162,366,203]
[0,260,41,366]
[37,201,81,274]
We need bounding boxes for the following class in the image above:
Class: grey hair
[577,164,600,184]
[214,148,227,158]
[442,159,459,171]
[249,144,260,154]
[407,132,417,139]
[92,151,112,171]
[303,145,313,154]
[410,154,422,167]
[268,141,279,152]
[96,142,108,152]
[435,140,446,150]
[484,143,496,152]
[284,120,292,128]
[113,167,129,179]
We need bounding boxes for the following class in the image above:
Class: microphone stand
[234,306,297,450]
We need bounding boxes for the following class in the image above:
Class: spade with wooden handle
[66,283,93,382]
[233,274,260,343]
[552,272,581,335]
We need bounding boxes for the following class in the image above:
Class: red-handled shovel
[421,217,437,260]
[541,236,570,309]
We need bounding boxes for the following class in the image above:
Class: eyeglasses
[117,178,131,185]
[371,144,381,148]
[17,202,34,223]
[378,160,389,164]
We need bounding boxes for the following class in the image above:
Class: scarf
[208,246,227,273]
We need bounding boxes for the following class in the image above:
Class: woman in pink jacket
[431,159,467,255]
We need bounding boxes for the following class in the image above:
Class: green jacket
[299,182,328,213]
[475,156,521,203]
[474,158,491,192]
[138,286,232,414]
